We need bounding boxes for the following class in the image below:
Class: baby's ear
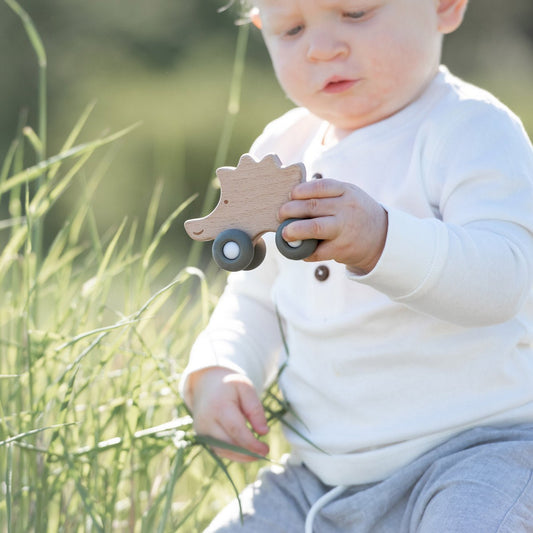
[250,7,262,29]
[436,0,468,34]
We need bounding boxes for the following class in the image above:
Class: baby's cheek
[273,59,305,100]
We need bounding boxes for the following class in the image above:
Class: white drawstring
[305,484,348,533]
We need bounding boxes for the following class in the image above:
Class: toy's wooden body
[185,154,304,243]
[184,153,317,271]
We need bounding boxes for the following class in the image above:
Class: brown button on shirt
[314,265,330,282]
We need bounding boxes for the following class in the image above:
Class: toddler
[181,0,533,531]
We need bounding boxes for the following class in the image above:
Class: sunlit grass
[0,106,216,530]
[0,2,285,531]
[0,101,282,530]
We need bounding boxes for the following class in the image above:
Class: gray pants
[205,424,533,532]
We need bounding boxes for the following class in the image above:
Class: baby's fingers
[189,369,270,463]
[213,405,269,462]
[278,179,351,222]
[281,216,337,244]
[199,432,267,463]
[289,178,345,200]
[237,379,269,436]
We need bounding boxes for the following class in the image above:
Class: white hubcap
[287,240,302,248]
[223,241,240,260]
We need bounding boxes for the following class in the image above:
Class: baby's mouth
[322,77,358,94]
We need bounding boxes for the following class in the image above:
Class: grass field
[0,3,280,531]
[0,99,251,531]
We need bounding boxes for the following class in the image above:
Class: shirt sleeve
[180,240,282,395]
[348,104,533,327]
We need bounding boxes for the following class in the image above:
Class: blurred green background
[1,0,532,267]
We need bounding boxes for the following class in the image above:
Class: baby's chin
[317,99,409,132]
[320,113,389,133]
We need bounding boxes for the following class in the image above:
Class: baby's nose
[306,30,348,62]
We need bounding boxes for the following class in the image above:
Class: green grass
[0,111,221,531]
[0,3,285,531]
[0,116,281,528]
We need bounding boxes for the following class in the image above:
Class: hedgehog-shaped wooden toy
[184,153,318,271]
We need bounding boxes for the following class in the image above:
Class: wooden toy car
[184,153,318,271]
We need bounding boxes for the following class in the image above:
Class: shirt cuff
[346,207,449,302]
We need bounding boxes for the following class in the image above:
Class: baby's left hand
[278,178,388,275]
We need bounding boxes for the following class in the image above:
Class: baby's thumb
[238,383,269,435]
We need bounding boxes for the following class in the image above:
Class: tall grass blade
[0,424,72,447]
[22,126,43,156]
[0,226,27,277]
[0,123,140,195]
[156,446,185,533]
[94,217,127,281]
[1,138,20,185]
[203,446,245,524]
[195,434,272,462]
[59,434,105,533]
[5,443,13,533]
[69,149,116,254]
[141,178,164,253]
[48,99,97,179]
[4,0,47,160]
[187,22,249,268]
[54,319,138,352]
[142,194,197,271]
[4,0,46,70]
[5,0,48,271]
[30,151,93,219]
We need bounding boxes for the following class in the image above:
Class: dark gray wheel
[244,238,267,271]
[275,219,318,260]
[212,229,254,271]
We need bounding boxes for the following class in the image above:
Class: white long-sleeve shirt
[181,67,533,486]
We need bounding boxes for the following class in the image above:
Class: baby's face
[254,0,444,132]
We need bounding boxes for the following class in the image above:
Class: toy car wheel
[275,219,318,260]
[244,237,266,271]
[212,229,254,271]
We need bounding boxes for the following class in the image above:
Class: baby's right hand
[187,366,270,462]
